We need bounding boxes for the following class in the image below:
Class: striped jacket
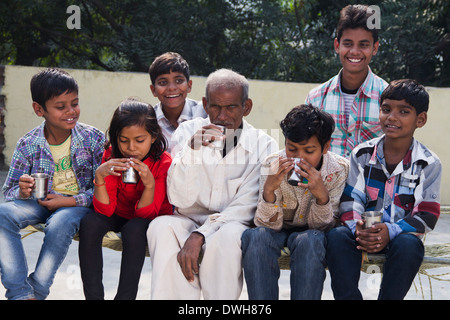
[3,121,105,207]
[305,68,388,158]
[340,135,442,240]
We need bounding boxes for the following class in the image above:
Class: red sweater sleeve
[92,148,120,217]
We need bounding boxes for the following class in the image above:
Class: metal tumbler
[31,173,49,200]
[362,211,383,228]
[212,125,226,149]
[287,158,308,186]
[122,166,138,184]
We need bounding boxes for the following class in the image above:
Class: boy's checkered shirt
[306,67,388,158]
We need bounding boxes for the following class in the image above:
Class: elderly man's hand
[189,124,225,150]
[177,232,205,282]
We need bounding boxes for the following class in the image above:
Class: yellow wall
[3,65,450,204]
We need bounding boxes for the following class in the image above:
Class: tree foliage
[1,0,449,86]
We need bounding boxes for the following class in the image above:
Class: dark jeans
[78,211,150,300]
[326,226,424,300]
[242,226,327,300]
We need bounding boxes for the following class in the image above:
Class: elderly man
[147,69,278,299]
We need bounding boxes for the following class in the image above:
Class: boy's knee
[389,234,424,259]
[326,226,352,243]
[289,229,325,253]
[242,227,274,247]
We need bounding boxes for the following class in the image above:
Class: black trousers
[78,211,150,300]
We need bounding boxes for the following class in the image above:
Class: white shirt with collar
[167,117,279,238]
[154,98,207,153]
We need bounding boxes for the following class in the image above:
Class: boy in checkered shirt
[306,4,388,158]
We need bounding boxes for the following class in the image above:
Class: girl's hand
[95,158,130,183]
[129,158,155,189]
[18,174,34,199]
[263,156,294,203]
[296,158,329,205]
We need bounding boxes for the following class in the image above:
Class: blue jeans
[241,226,327,300]
[0,199,91,300]
[326,226,424,300]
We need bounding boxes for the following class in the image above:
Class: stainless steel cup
[212,125,226,149]
[31,173,49,200]
[122,167,138,184]
[362,211,382,228]
[287,158,308,186]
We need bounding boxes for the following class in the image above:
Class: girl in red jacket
[78,98,173,300]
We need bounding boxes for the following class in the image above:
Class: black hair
[30,68,78,111]
[106,98,167,161]
[148,52,190,85]
[380,79,429,114]
[280,104,335,150]
[336,4,379,43]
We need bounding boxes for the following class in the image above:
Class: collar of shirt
[331,67,376,99]
[368,135,437,173]
[154,98,198,125]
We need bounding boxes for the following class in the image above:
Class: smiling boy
[149,52,207,153]
[306,4,388,158]
[326,79,442,300]
[0,68,105,300]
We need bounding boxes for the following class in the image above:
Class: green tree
[0,0,449,86]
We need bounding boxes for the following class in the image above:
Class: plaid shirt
[3,122,105,207]
[340,135,441,240]
[305,68,388,158]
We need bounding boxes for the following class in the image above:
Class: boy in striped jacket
[326,79,442,300]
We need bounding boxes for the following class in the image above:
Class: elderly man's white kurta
[147,117,278,299]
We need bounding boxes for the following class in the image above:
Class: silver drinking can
[31,173,49,200]
[122,167,138,184]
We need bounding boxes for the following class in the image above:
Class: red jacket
[93,147,173,220]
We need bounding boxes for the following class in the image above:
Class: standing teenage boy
[326,79,441,300]
[0,68,105,300]
[149,52,207,153]
[306,4,388,158]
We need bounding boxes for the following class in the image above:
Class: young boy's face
[334,27,379,77]
[285,136,330,170]
[150,71,192,111]
[379,98,427,140]
[33,90,80,134]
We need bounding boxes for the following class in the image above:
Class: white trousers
[147,214,248,300]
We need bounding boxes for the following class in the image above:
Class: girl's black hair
[105,98,167,161]
[280,104,335,150]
